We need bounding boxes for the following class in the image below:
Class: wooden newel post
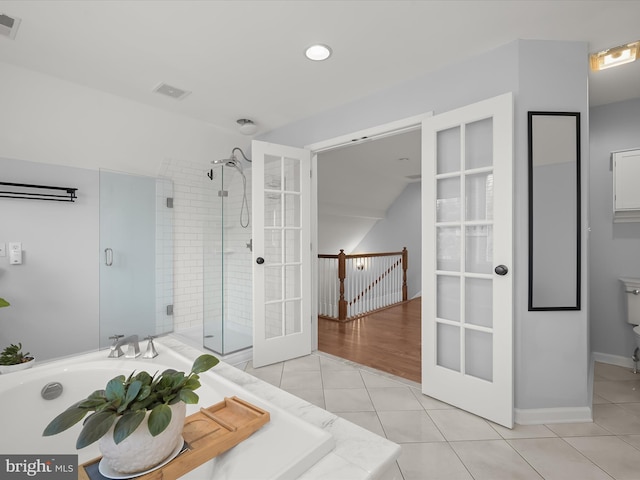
[338,249,347,321]
[402,247,408,302]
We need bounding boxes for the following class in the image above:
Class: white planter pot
[99,401,186,474]
[0,358,34,374]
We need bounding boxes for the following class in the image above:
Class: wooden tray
[78,396,270,480]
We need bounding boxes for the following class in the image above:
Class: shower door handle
[105,248,113,266]
[256,257,265,265]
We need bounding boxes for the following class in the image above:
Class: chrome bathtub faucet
[108,334,141,358]
[142,335,159,359]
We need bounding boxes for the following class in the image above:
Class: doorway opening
[312,123,423,382]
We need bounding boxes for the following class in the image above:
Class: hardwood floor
[318,297,421,383]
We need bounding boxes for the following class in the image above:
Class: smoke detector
[237,118,258,135]
[152,83,191,100]
[0,13,21,39]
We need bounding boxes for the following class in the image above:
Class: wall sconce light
[355,261,365,271]
[590,41,639,71]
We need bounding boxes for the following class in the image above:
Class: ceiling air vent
[0,13,21,40]
[152,83,191,100]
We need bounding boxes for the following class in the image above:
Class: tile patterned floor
[235,356,640,480]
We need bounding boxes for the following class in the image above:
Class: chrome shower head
[225,157,243,172]
[212,153,244,173]
[212,147,252,167]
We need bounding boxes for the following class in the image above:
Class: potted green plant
[0,298,35,374]
[0,342,35,374]
[43,353,219,474]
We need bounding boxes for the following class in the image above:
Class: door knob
[256,257,265,265]
[494,265,508,276]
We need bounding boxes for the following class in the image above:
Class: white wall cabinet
[613,148,640,222]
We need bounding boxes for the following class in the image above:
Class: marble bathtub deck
[163,336,400,479]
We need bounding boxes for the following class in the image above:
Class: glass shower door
[99,171,174,348]
[203,164,253,355]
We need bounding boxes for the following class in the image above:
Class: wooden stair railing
[318,247,408,322]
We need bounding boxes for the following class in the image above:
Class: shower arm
[231,147,252,163]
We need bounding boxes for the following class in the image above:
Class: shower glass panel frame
[204,164,253,355]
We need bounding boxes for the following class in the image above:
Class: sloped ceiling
[318,130,421,220]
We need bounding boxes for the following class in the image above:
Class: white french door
[422,93,514,428]
[252,140,312,367]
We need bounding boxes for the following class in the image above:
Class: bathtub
[0,338,335,479]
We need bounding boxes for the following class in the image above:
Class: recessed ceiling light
[590,41,639,71]
[305,44,332,61]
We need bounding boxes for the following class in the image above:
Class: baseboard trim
[515,407,592,425]
[592,351,635,369]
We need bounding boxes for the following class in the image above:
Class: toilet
[620,277,640,369]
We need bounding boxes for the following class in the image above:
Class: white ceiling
[1,1,638,138]
[1,1,639,238]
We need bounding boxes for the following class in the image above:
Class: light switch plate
[0,243,5,257]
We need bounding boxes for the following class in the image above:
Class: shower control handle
[256,257,265,265]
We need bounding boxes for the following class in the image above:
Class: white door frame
[305,112,433,350]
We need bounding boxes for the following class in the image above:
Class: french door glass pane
[465,117,493,169]
[285,300,302,334]
[437,275,460,322]
[465,172,494,221]
[465,329,493,381]
[465,278,493,328]
[437,126,461,174]
[284,265,301,299]
[264,154,281,189]
[284,230,301,263]
[284,157,301,191]
[465,225,493,274]
[284,194,301,227]
[265,230,282,264]
[265,266,282,302]
[437,323,460,372]
[265,195,281,227]
[265,303,282,339]
[437,177,461,222]
[437,227,460,271]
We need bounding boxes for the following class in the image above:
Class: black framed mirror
[528,111,581,311]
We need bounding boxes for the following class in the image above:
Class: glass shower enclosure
[204,162,253,355]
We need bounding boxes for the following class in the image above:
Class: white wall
[353,182,421,299]
[259,39,590,415]
[514,40,590,413]
[590,97,640,361]
[0,61,242,176]
[0,157,99,361]
[0,61,246,361]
